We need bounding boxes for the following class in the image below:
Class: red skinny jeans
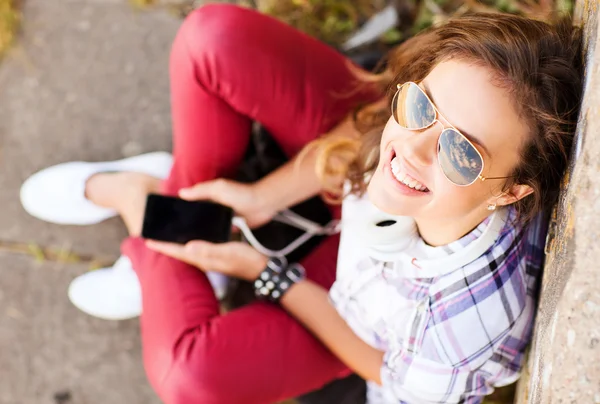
[121,4,379,403]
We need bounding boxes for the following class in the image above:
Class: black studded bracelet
[253,257,306,303]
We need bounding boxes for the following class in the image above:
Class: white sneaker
[20,152,173,225]
[68,256,229,320]
[68,256,142,321]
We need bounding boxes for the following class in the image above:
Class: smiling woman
[18,5,584,404]
[309,12,583,401]
[316,13,583,244]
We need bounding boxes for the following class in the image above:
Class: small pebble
[53,390,72,404]
[76,20,91,32]
[550,312,559,344]
[65,93,77,104]
[121,141,143,157]
[5,307,23,319]
[542,363,553,387]
[124,62,135,75]
[579,375,590,385]
[567,329,576,347]
[24,77,40,89]
[585,301,599,313]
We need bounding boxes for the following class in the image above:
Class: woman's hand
[179,179,275,229]
[146,239,269,281]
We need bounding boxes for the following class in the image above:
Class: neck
[415,209,493,247]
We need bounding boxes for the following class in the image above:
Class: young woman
[20,4,583,404]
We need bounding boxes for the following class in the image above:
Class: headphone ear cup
[342,196,416,247]
[337,197,417,278]
[376,220,397,227]
[363,214,415,247]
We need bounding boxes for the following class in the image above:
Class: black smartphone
[141,193,233,244]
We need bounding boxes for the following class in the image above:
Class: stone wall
[515,1,600,403]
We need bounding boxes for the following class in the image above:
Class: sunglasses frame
[392,82,511,187]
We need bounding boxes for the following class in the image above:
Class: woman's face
[368,60,530,228]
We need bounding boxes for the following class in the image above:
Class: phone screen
[141,194,232,244]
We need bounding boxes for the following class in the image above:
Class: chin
[367,174,417,217]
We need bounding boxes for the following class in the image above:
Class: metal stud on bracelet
[253,258,305,303]
[254,257,284,300]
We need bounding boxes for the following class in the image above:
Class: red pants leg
[121,5,380,404]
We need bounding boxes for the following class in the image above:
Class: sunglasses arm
[479,175,514,182]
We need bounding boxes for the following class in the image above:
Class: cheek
[432,181,491,211]
[379,117,400,151]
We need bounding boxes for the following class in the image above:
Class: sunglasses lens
[392,83,436,129]
[438,129,483,186]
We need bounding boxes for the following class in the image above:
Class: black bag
[236,124,336,264]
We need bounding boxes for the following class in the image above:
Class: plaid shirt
[330,197,546,404]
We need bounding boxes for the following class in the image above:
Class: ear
[496,184,534,207]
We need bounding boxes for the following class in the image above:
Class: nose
[402,120,441,167]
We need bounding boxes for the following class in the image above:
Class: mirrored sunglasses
[391,82,508,186]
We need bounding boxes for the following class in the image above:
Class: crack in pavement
[0,239,115,269]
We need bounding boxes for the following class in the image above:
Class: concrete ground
[0,0,179,403]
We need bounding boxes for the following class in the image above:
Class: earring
[487,203,497,211]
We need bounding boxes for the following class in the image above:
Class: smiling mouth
[390,153,430,193]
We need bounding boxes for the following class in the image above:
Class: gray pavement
[0,0,181,403]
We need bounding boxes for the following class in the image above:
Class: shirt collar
[368,207,514,278]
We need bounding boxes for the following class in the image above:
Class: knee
[171,4,261,88]
[178,3,259,55]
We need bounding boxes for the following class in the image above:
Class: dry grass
[411,0,574,35]
[0,239,115,270]
[0,0,19,57]
[258,0,389,46]
[129,0,155,7]
[129,0,575,48]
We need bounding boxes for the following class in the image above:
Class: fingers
[178,179,231,204]
[183,240,212,265]
[185,241,235,271]
[145,239,224,272]
[146,239,265,280]
[145,240,190,263]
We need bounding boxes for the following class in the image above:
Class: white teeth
[390,157,428,192]
[391,157,400,174]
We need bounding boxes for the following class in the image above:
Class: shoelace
[232,210,341,258]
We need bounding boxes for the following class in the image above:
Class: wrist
[279,278,308,306]
[251,179,280,215]
[246,252,269,281]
